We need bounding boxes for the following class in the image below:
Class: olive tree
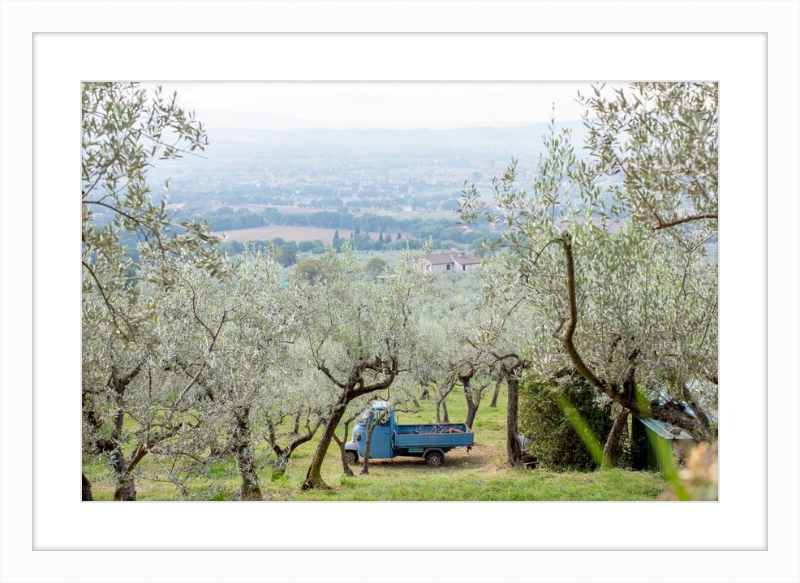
[423,319,462,424]
[261,352,328,478]
[83,251,302,501]
[82,294,150,500]
[423,310,504,430]
[450,320,495,430]
[82,82,220,337]
[82,260,234,500]
[330,396,372,477]
[294,247,431,489]
[423,279,534,450]
[461,118,717,444]
[81,82,222,498]
[467,275,539,466]
[579,82,718,232]
[190,253,299,499]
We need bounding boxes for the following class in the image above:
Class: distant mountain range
[207,120,589,151]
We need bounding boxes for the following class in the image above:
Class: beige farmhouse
[422,252,482,273]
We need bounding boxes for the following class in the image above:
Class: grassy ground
[83,384,669,501]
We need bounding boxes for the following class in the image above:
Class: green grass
[83,384,669,501]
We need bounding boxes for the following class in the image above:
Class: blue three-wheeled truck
[345,401,474,467]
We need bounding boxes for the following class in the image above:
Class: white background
[1,1,798,582]
[139,80,612,129]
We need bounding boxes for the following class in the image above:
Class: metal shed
[631,414,694,472]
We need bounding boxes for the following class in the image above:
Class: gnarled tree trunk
[505,378,523,466]
[303,397,348,490]
[436,397,450,423]
[304,353,399,490]
[104,364,146,501]
[465,392,479,430]
[602,408,629,469]
[360,415,378,475]
[233,407,261,500]
[461,372,485,429]
[490,379,503,408]
[267,414,323,478]
[111,448,137,501]
[113,480,136,501]
[112,474,136,500]
[82,473,94,501]
[332,418,355,477]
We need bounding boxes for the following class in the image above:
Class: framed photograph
[1,1,797,582]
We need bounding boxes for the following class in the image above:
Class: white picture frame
[1,1,797,581]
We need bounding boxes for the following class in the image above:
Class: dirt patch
[361,442,497,473]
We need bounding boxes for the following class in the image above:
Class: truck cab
[344,401,474,467]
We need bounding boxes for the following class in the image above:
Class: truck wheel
[425,451,444,467]
[345,451,358,465]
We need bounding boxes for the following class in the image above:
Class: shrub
[364,257,389,277]
[519,374,614,471]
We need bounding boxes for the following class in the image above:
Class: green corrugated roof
[633,414,693,440]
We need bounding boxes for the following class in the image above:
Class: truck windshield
[357,408,391,427]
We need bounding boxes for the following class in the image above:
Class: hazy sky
[148,81,612,131]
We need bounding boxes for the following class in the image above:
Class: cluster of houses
[421,251,482,273]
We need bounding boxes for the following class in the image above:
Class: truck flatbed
[394,423,474,450]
